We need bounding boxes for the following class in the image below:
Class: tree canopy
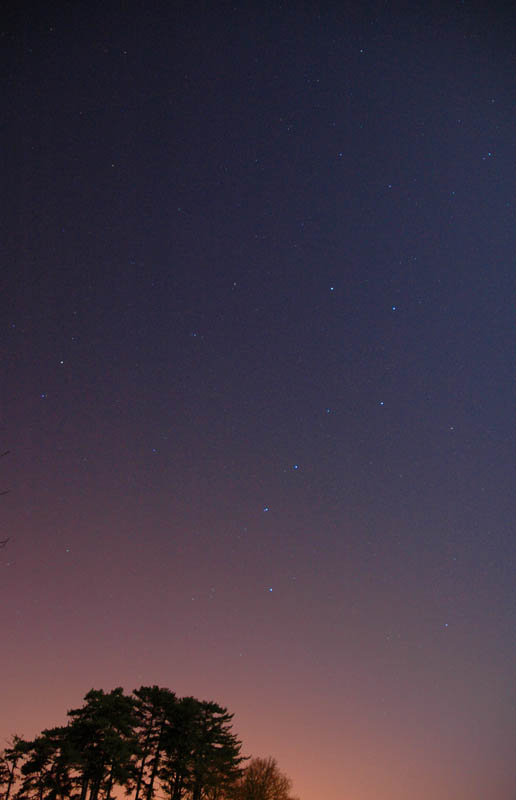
[232,757,299,800]
[0,687,296,800]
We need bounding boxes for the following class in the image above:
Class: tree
[159,697,245,800]
[158,695,198,800]
[15,728,74,800]
[66,687,138,800]
[132,686,177,800]
[0,736,24,800]
[231,757,298,800]
[0,687,263,800]
[188,700,244,800]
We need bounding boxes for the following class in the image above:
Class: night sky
[2,2,516,798]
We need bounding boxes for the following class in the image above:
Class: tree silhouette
[15,727,74,800]
[132,685,177,800]
[66,687,137,800]
[231,757,298,800]
[0,736,24,800]
[180,699,243,800]
[0,687,250,800]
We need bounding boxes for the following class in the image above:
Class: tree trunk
[134,752,148,800]
[103,761,115,800]
[89,775,102,800]
[171,771,184,800]
[144,722,165,800]
[134,717,156,800]
[145,752,160,800]
[4,758,18,800]
[192,777,203,800]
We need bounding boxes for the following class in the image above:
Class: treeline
[0,686,298,800]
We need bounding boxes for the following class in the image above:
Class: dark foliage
[0,687,249,800]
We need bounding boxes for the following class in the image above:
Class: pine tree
[160,698,245,800]
[15,728,74,800]
[131,686,177,800]
[0,736,24,800]
[66,688,137,800]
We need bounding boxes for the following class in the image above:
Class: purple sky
[2,2,516,798]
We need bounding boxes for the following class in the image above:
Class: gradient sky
[2,2,516,798]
